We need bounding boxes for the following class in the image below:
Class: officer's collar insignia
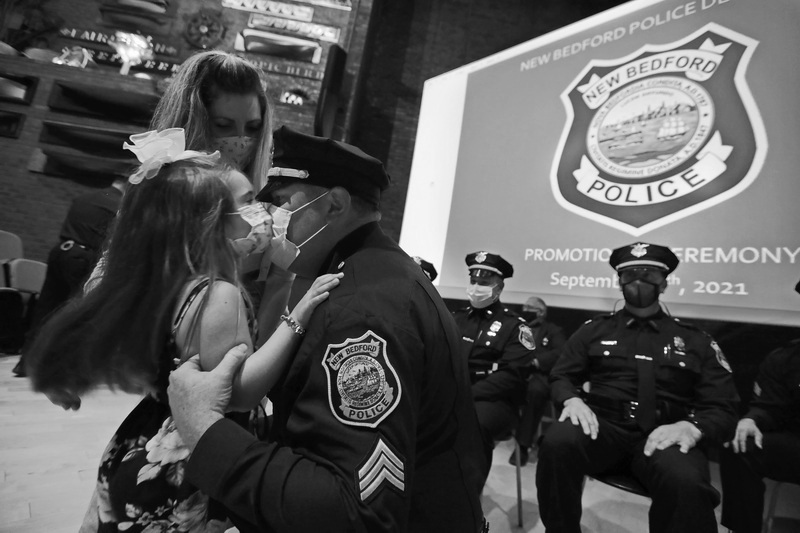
[551,23,765,235]
[322,331,401,428]
[357,437,405,502]
[475,251,487,263]
[631,243,649,258]
[753,381,762,397]
[519,324,536,350]
[711,340,733,373]
[490,320,502,332]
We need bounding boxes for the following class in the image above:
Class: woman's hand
[290,272,343,326]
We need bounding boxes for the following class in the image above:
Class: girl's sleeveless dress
[92,279,256,533]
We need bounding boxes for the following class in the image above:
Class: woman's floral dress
[93,279,255,533]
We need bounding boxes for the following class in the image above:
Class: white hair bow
[124,128,220,184]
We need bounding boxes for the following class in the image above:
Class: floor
[1,353,799,533]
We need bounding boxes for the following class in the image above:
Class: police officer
[167,126,487,533]
[510,296,567,466]
[719,338,800,533]
[536,242,739,533]
[452,251,536,475]
[13,177,125,377]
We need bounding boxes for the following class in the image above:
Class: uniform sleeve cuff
[186,418,256,500]
[686,418,705,437]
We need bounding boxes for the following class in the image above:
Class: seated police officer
[536,242,739,533]
[452,251,536,479]
[719,336,800,533]
[510,296,567,466]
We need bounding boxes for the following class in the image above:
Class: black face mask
[622,280,660,308]
[521,311,541,324]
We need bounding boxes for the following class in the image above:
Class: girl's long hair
[27,161,240,397]
[150,50,274,189]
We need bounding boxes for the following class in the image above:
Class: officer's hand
[730,418,762,454]
[643,420,701,456]
[168,344,248,451]
[559,397,598,439]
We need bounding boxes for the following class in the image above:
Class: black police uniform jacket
[550,308,739,442]
[746,338,800,434]
[452,300,536,406]
[186,222,487,533]
[524,319,567,375]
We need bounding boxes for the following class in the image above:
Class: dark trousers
[515,372,550,448]
[474,399,519,485]
[719,432,800,533]
[536,418,719,533]
[18,244,96,370]
[31,243,97,331]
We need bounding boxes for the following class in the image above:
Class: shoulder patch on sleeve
[518,324,537,350]
[357,437,405,502]
[711,340,732,373]
[322,330,402,428]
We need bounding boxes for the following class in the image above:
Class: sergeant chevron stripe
[358,438,405,501]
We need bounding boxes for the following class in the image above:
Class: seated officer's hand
[560,397,598,439]
[643,420,701,456]
[729,418,762,454]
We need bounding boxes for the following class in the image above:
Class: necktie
[635,353,657,431]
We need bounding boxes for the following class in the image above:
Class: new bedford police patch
[551,23,765,235]
[323,330,401,428]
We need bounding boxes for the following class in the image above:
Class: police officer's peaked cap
[412,256,438,281]
[609,242,679,274]
[256,126,390,206]
[465,251,513,279]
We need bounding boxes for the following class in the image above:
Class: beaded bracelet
[280,314,306,336]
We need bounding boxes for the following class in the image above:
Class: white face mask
[212,136,257,169]
[264,191,329,270]
[227,202,272,257]
[466,283,498,309]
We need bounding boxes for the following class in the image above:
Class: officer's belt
[60,239,95,252]
[583,393,688,425]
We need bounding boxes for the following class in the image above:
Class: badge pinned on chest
[322,330,402,428]
[518,324,536,350]
[711,340,732,373]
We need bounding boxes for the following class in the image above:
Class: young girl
[27,130,341,532]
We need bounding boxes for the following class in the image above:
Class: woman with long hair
[27,132,341,531]
[150,50,273,190]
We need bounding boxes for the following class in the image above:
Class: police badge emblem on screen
[552,23,766,235]
[323,331,401,428]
